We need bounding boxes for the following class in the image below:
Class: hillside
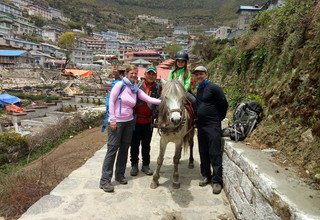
[195,0,320,186]
[36,0,265,37]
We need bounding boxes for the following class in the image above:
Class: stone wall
[223,140,320,220]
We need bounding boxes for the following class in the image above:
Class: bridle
[158,103,186,135]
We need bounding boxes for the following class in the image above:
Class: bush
[0,133,29,165]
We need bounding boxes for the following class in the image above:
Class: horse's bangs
[161,80,186,100]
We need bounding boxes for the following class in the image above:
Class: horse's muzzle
[171,117,182,125]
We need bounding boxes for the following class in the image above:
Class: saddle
[185,99,196,129]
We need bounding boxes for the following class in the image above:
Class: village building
[105,40,120,57]
[0,1,22,17]
[26,4,52,20]
[118,41,134,62]
[10,0,33,8]
[215,26,233,39]
[236,5,262,30]
[49,7,70,22]
[40,43,65,59]
[173,26,189,36]
[101,30,118,40]
[0,49,34,67]
[84,38,107,55]
[41,25,62,42]
[70,47,93,65]
[0,36,42,51]
[262,0,286,10]
[124,50,162,66]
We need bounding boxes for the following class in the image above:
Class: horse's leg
[172,141,182,189]
[188,132,194,169]
[150,138,167,189]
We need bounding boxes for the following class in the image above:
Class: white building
[0,36,42,51]
[101,30,118,40]
[104,40,120,56]
[0,1,22,17]
[49,7,70,22]
[11,0,33,8]
[236,5,262,30]
[26,4,52,20]
[0,12,41,37]
[42,25,63,42]
[71,47,93,64]
[215,26,232,39]
[117,32,133,41]
[173,26,189,35]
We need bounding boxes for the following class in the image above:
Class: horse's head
[159,80,186,126]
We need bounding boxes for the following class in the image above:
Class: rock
[314,173,320,182]
[301,129,314,143]
[262,148,278,157]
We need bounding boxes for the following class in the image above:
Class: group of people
[99,50,228,195]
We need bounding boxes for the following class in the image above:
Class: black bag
[222,101,263,141]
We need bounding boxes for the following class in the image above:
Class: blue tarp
[0,94,21,107]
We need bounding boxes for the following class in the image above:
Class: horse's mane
[158,80,186,126]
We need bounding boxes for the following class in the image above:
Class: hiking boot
[199,177,211,187]
[130,165,139,176]
[115,176,128,185]
[99,182,114,193]
[212,183,222,194]
[141,165,153,175]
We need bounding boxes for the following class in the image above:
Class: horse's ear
[160,77,167,85]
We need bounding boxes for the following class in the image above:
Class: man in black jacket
[194,66,228,194]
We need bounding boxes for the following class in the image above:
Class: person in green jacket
[168,50,191,92]
[168,50,197,111]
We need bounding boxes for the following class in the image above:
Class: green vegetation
[164,41,182,58]
[58,32,75,66]
[0,111,104,172]
[30,15,47,28]
[194,0,320,176]
[0,132,28,166]
[6,92,60,103]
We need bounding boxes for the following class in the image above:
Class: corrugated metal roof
[0,50,28,56]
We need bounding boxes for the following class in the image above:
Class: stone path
[20,131,235,220]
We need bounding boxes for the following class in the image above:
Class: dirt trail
[24,127,107,187]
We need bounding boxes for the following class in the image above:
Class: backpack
[222,101,263,141]
[101,81,138,132]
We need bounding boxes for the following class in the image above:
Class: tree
[58,32,75,69]
[30,15,47,28]
[164,41,182,58]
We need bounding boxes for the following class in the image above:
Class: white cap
[193,65,207,73]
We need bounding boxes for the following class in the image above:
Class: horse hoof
[150,181,158,189]
[188,163,194,169]
[172,182,180,189]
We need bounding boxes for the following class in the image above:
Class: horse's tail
[182,134,189,154]
[182,127,194,154]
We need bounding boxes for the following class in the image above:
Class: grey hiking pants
[100,120,135,185]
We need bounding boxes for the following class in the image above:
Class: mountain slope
[39,0,264,36]
[198,0,320,184]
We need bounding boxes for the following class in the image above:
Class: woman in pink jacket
[100,65,161,193]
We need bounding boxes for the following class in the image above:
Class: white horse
[150,79,195,189]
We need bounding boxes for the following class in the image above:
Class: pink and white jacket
[109,81,161,122]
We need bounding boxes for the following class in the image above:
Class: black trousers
[130,123,153,166]
[197,121,223,185]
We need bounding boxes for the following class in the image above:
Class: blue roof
[0,50,28,56]
[0,93,21,106]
